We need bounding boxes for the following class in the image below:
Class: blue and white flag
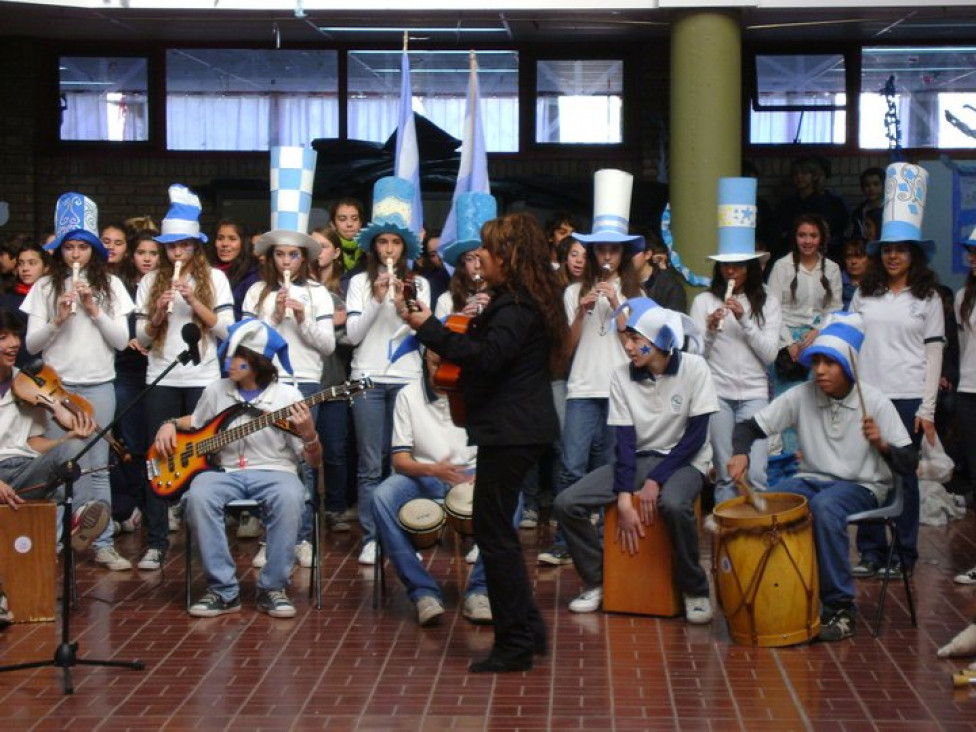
[394,50,423,234]
[440,51,490,262]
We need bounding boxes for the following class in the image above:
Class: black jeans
[473,444,546,661]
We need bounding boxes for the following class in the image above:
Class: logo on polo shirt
[670,394,683,412]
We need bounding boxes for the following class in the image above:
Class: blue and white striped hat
[709,177,766,263]
[47,192,107,257]
[573,169,645,254]
[155,184,208,245]
[217,318,293,376]
[625,299,703,356]
[254,146,321,259]
[799,311,864,382]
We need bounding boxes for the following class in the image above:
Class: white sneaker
[415,595,445,626]
[295,540,313,568]
[569,587,603,613]
[120,507,142,533]
[465,544,480,564]
[252,542,267,568]
[462,593,493,624]
[236,511,261,538]
[94,546,132,571]
[137,548,164,571]
[168,505,182,533]
[954,566,976,585]
[358,540,377,566]
[684,595,714,625]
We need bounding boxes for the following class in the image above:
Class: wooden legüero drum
[0,502,56,623]
[602,495,682,617]
[397,498,445,549]
[444,481,474,536]
[713,492,820,647]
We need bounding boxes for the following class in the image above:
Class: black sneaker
[256,589,296,618]
[876,563,911,581]
[188,590,241,618]
[538,545,573,566]
[819,607,856,642]
[851,559,881,579]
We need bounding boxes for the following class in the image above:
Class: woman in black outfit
[400,213,568,673]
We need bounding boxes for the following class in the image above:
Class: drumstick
[283,269,293,319]
[717,278,735,331]
[70,262,80,314]
[953,671,976,688]
[848,345,867,419]
[168,260,183,314]
[735,475,768,513]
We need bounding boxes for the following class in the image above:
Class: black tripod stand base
[0,642,144,694]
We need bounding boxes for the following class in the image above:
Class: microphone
[181,322,202,366]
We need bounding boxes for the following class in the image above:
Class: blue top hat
[155,184,208,245]
[254,146,321,260]
[709,178,766,263]
[356,177,421,259]
[217,318,293,376]
[47,192,107,258]
[867,163,935,260]
[574,169,645,254]
[439,192,497,267]
[798,311,864,383]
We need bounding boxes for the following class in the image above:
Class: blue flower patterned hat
[867,163,935,261]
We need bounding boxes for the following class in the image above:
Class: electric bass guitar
[147,377,372,500]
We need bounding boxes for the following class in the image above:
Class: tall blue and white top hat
[356,176,421,259]
[439,192,497,267]
[625,299,703,356]
[217,318,294,376]
[709,177,766,263]
[47,192,107,257]
[574,169,645,254]
[254,146,321,260]
[155,184,208,245]
[798,311,864,383]
[868,162,935,260]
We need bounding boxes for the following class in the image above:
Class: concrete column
[669,11,742,285]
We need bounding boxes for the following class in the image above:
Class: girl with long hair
[208,218,259,320]
[434,249,490,319]
[22,193,134,570]
[953,236,976,585]
[401,212,568,673]
[134,185,235,572]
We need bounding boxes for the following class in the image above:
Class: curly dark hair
[858,242,938,300]
[480,213,569,374]
[49,243,116,315]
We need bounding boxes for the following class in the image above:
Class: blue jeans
[316,398,349,515]
[184,469,304,601]
[856,398,921,568]
[712,396,769,505]
[373,474,486,601]
[351,382,404,543]
[48,381,115,550]
[776,477,878,611]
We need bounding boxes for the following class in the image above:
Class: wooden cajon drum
[602,495,682,617]
[0,502,56,622]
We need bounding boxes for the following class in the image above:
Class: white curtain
[61,91,109,141]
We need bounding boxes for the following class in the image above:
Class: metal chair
[846,474,917,636]
[185,495,322,611]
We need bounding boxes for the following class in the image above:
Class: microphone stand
[0,345,198,694]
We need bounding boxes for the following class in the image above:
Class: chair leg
[372,540,386,609]
[310,505,322,610]
[871,521,899,637]
[185,517,193,611]
[892,533,917,627]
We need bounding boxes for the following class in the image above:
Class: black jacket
[416,288,559,447]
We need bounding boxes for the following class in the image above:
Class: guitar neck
[199,383,357,456]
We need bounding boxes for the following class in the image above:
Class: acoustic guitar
[431,314,471,427]
[147,377,372,500]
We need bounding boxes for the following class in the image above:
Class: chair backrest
[847,473,903,524]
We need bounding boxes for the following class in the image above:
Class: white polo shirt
[242,279,336,384]
[955,288,976,394]
[564,280,629,399]
[0,370,47,462]
[190,379,305,475]
[754,380,911,503]
[767,254,842,345]
[849,288,944,400]
[391,380,477,469]
[608,351,718,476]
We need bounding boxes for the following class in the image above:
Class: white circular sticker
[14,536,32,554]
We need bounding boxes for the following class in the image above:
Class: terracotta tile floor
[1,510,975,731]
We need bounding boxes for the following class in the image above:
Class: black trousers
[473,444,546,661]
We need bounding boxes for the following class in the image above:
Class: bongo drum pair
[396,481,475,550]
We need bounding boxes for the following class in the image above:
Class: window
[59,56,149,142]
[165,49,338,151]
[749,54,847,145]
[860,46,976,150]
[535,59,623,144]
[347,50,519,153]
